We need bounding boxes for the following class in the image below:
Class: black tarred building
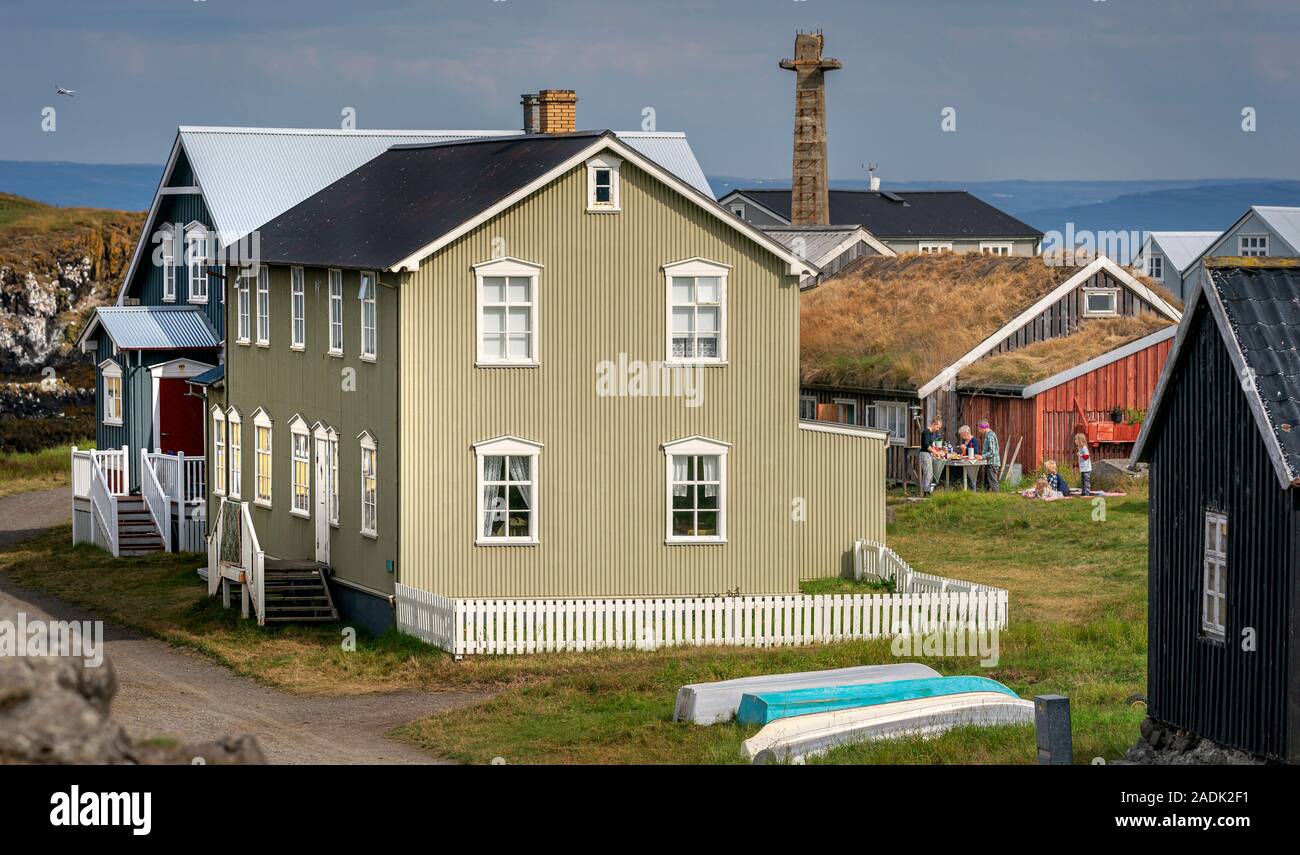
[1133,258,1300,763]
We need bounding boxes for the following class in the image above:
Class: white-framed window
[212,407,226,496]
[359,431,377,537]
[255,265,270,346]
[473,436,542,545]
[227,408,242,499]
[730,203,746,218]
[290,267,306,350]
[1147,254,1164,281]
[328,428,339,526]
[359,271,377,361]
[586,154,622,212]
[980,242,1013,256]
[1239,235,1269,257]
[663,436,729,544]
[159,224,176,303]
[474,257,542,366]
[1202,510,1228,639]
[328,269,344,355]
[800,395,817,420]
[100,360,123,426]
[664,258,729,364]
[919,242,953,254]
[185,222,209,304]
[833,398,858,425]
[289,415,310,518]
[1083,288,1119,317]
[873,400,908,445]
[236,270,251,344]
[253,408,272,507]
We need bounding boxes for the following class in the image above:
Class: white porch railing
[208,497,265,625]
[139,449,172,552]
[86,455,119,557]
[72,446,206,554]
[86,446,129,496]
[143,451,207,552]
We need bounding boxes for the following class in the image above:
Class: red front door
[158,378,204,456]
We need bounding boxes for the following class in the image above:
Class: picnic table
[932,456,989,491]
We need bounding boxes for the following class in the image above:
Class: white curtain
[483,455,506,536]
[508,455,531,510]
[672,455,689,497]
[701,455,719,498]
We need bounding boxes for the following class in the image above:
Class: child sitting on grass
[1043,459,1070,495]
[1022,477,1062,500]
[1075,433,1093,496]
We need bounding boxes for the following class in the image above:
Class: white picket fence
[396,542,1009,657]
[853,539,1003,596]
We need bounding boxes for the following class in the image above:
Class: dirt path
[0,487,486,764]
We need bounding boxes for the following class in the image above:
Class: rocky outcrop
[1122,717,1262,765]
[0,599,264,765]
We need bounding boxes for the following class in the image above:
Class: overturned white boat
[743,692,1035,764]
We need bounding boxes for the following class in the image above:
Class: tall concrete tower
[780,31,841,225]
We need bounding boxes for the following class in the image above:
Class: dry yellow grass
[957,316,1175,388]
[800,254,1078,389]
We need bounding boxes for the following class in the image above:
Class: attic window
[919,243,952,254]
[1083,288,1119,317]
[1147,255,1164,281]
[1239,235,1268,257]
[586,155,622,212]
[730,203,746,218]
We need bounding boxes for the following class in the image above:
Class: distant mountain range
[3,160,1299,262]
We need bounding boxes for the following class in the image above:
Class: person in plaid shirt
[976,420,1000,492]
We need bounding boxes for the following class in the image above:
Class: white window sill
[102,418,123,427]
[188,297,209,305]
[327,349,344,358]
[254,499,272,509]
[290,508,310,519]
[236,339,251,347]
[665,359,728,368]
[475,360,540,369]
[361,530,379,540]
[586,206,621,214]
[290,344,305,352]
[213,489,225,498]
[162,297,176,304]
[256,341,271,348]
[229,494,241,501]
[360,354,377,363]
[665,536,727,546]
[476,537,540,547]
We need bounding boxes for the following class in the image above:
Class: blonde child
[1074,433,1093,495]
[1043,459,1070,495]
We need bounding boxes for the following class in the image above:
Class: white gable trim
[1020,326,1177,398]
[819,228,896,263]
[916,256,1182,398]
[117,133,187,307]
[717,191,792,225]
[389,136,817,278]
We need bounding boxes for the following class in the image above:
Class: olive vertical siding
[399,161,884,597]
[1147,304,1296,761]
[796,426,887,580]
[223,266,399,596]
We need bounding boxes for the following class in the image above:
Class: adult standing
[957,424,979,490]
[976,420,1001,492]
[918,417,944,494]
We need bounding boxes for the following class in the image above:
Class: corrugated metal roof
[179,126,713,246]
[760,226,876,266]
[89,306,221,350]
[1148,232,1220,273]
[1251,206,1300,254]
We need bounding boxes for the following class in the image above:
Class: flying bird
[56,87,75,97]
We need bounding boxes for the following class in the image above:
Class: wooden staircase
[117,496,165,556]
[261,559,339,623]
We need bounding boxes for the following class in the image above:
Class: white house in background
[1178,206,1300,296]
[1133,232,1219,300]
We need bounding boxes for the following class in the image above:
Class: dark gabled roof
[730,189,1044,239]
[255,132,609,270]
[1133,259,1300,487]
[186,363,225,388]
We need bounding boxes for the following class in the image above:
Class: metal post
[1035,694,1073,765]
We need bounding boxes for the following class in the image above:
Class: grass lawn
[0,442,89,498]
[0,487,1149,764]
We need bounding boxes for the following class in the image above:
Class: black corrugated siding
[1147,303,1295,761]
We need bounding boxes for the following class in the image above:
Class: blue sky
[2,0,1298,181]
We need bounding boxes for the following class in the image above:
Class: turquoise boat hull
[736,676,1020,726]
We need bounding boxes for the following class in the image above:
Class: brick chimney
[780,32,841,225]
[522,89,577,134]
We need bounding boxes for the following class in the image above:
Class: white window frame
[253,408,273,508]
[100,360,123,426]
[185,222,209,304]
[730,203,746,218]
[980,242,1013,256]
[663,436,730,545]
[159,223,176,303]
[1238,234,1269,257]
[873,400,908,446]
[211,407,226,496]
[359,431,378,538]
[1082,287,1120,317]
[1202,510,1228,640]
[799,395,817,420]
[474,257,542,367]
[290,267,306,351]
[664,258,730,366]
[1147,254,1164,282]
[833,397,858,426]
[473,436,542,546]
[328,427,339,526]
[289,415,310,518]
[236,269,251,344]
[919,242,953,254]
[586,154,622,213]
[227,408,242,500]
[359,271,377,362]
[255,265,270,347]
[328,269,344,356]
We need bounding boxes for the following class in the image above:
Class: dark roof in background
[733,189,1044,239]
[1209,264,1300,480]
[255,132,608,269]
